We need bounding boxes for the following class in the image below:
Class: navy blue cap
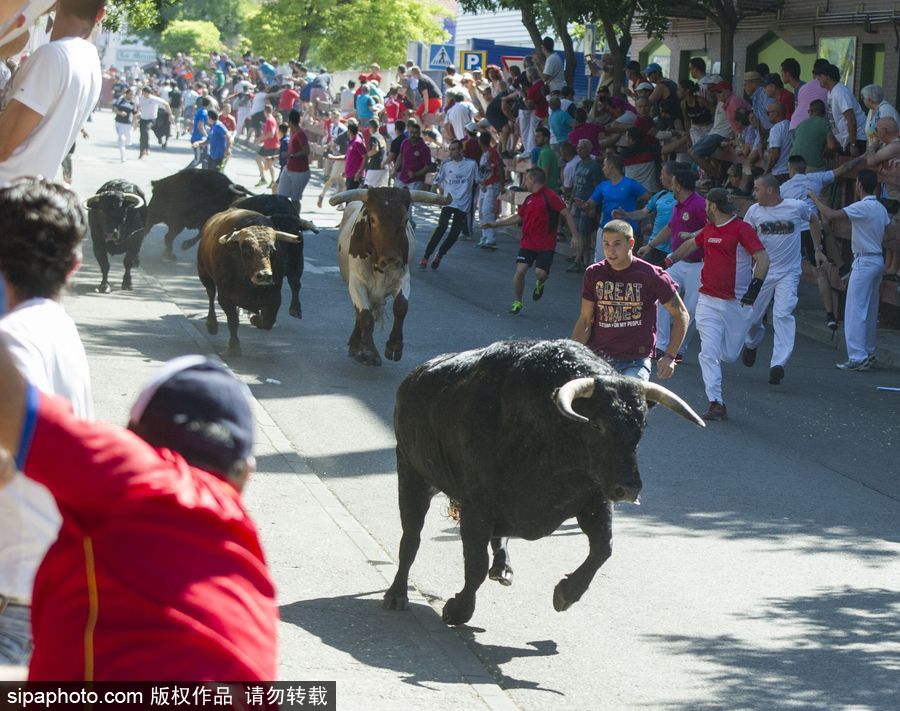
[129,356,253,474]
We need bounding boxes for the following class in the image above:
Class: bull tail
[181,234,202,251]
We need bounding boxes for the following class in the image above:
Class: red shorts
[415,97,443,117]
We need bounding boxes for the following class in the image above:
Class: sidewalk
[62,261,516,711]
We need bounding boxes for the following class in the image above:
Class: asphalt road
[64,114,900,710]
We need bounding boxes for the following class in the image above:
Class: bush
[159,20,222,58]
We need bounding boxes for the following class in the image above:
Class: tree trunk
[298,40,309,63]
[556,18,577,87]
[601,17,631,97]
[520,2,545,60]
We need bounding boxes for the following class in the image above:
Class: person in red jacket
[483,166,582,314]
[0,352,278,681]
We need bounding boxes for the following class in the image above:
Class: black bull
[145,169,252,261]
[83,180,147,293]
[384,339,704,626]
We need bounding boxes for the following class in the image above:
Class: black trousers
[139,119,153,152]
[424,207,467,259]
[345,178,362,190]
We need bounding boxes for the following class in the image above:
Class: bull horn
[554,377,595,424]
[123,194,145,209]
[329,189,369,206]
[274,230,301,243]
[81,195,102,209]
[639,381,706,428]
[408,189,451,206]
[217,230,239,245]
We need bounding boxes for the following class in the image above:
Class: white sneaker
[836,359,870,371]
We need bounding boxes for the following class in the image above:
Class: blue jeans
[608,357,651,381]
[0,603,32,665]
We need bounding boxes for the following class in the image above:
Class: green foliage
[103,0,167,32]
[158,19,222,58]
[313,0,448,69]
[245,0,448,68]
[160,0,248,39]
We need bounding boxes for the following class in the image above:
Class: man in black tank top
[644,64,682,123]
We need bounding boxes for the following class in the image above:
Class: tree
[159,19,222,58]
[459,0,547,56]
[661,0,784,80]
[103,0,167,32]
[159,0,249,40]
[245,0,447,68]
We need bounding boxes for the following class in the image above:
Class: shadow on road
[279,593,564,696]
[642,586,900,710]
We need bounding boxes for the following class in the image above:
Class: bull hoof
[384,343,403,361]
[289,304,302,319]
[121,277,132,291]
[348,347,360,358]
[382,590,409,611]
[206,318,218,335]
[355,350,382,366]
[489,564,514,587]
[162,250,176,262]
[442,596,475,626]
[95,282,111,294]
[227,343,242,357]
[249,313,260,328]
[552,578,580,612]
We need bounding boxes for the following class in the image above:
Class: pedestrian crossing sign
[429,44,456,70]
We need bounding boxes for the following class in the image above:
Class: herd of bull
[83,171,705,626]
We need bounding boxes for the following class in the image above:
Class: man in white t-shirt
[540,37,566,92]
[809,170,889,371]
[780,153,867,329]
[0,0,104,186]
[740,174,812,385]
[0,178,93,667]
[418,139,478,270]
[818,63,867,156]
[764,102,792,180]
[444,91,477,141]
[137,86,172,158]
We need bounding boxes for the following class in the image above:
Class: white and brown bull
[329,187,449,366]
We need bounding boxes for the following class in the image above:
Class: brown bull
[197,208,300,356]
[329,187,449,366]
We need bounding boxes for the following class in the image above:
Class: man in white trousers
[666,189,770,421]
[739,174,812,385]
[809,169,889,370]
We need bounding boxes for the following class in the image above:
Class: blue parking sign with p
[460,51,487,73]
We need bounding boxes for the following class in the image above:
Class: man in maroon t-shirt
[483,166,582,314]
[277,109,311,212]
[572,219,688,381]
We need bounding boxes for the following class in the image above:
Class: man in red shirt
[665,189,770,420]
[277,81,299,113]
[484,166,582,314]
[255,104,279,187]
[277,109,311,212]
[343,120,368,189]
[0,352,278,681]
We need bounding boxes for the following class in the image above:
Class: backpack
[541,191,561,233]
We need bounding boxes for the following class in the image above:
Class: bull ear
[81,195,102,209]
[553,377,595,423]
[639,381,706,427]
[298,218,319,234]
[274,230,301,243]
[218,230,239,245]
[123,194,145,209]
